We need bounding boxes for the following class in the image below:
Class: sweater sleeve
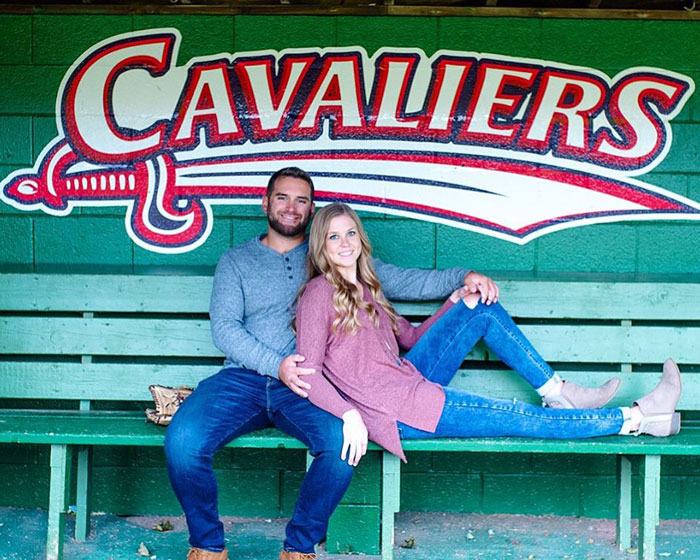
[374,258,468,301]
[209,252,284,378]
[396,297,456,350]
[296,282,355,419]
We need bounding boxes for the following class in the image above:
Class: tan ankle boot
[633,358,682,436]
[279,550,316,560]
[544,377,621,409]
[187,548,228,560]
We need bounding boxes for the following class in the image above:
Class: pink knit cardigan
[295,275,455,462]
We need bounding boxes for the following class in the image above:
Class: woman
[294,203,682,465]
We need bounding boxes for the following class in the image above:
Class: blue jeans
[398,300,624,439]
[164,367,354,554]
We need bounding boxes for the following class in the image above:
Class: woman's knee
[460,292,481,309]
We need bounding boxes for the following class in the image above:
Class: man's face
[263,176,314,237]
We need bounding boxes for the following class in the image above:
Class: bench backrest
[1,274,698,411]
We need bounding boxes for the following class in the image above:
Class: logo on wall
[1,29,699,253]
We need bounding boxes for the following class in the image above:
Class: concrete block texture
[401,472,481,513]
[0,66,66,115]
[326,504,380,554]
[235,16,336,52]
[537,224,637,273]
[0,15,31,65]
[0,13,699,534]
[32,15,131,65]
[637,223,700,274]
[31,116,58,161]
[133,15,235,64]
[133,218,231,271]
[365,218,435,269]
[0,116,32,165]
[0,216,33,270]
[438,17,541,58]
[337,17,439,55]
[436,225,536,272]
[483,474,580,516]
[34,216,133,271]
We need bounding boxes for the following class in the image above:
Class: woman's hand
[461,271,499,305]
[341,409,368,466]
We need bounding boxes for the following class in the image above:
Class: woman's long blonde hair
[300,202,399,335]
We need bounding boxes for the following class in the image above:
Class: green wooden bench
[0,273,698,560]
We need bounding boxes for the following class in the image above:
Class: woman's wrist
[342,409,361,422]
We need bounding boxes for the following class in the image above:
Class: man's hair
[266,167,315,200]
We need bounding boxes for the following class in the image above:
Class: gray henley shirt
[209,234,467,378]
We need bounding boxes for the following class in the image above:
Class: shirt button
[285,257,290,262]
[288,276,293,279]
[287,266,292,270]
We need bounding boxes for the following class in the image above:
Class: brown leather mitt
[145,384,194,426]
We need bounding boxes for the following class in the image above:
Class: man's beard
[268,211,311,237]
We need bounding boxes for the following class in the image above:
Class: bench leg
[638,455,661,560]
[381,452,401,560]
[47,444,72,560]
[616,455,632,551]
[75,445,91,541]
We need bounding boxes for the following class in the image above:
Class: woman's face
[324,213,362,275]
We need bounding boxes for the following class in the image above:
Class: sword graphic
[3,138,700,253]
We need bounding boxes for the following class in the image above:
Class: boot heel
[635,412,681,437]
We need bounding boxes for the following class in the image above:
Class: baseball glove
[145,384,194,426]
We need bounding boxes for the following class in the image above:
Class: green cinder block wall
[1,11,700,545]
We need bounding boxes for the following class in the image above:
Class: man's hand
[279,354,315,398]
[341,409,368,466]
[462,271,499,305]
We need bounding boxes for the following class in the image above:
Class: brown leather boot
[187,548,228,560]
[279,550,316,560]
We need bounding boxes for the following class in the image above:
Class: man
[164,167,493,560]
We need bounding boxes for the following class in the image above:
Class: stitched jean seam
[443,400,620,422]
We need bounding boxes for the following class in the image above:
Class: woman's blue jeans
[398,300,624,439]
[164,367,354,554]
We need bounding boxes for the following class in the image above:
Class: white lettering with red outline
[1,28,698,254]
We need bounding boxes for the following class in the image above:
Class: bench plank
[4,317,700,363]
[2,410,699,454]
[3,274,700,320]
[0,274,211,313]
[1,272,699,560]
[4,364,700,412]
[0,317,218,357]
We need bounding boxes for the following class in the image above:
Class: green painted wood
[0,363,214,401]
[75,446,90,542]
[0,413,308,448]
[4,316,700,363]
[2,272,700,560]
[373,279,700,320]
[2,274,700,320]
[0,317,218,357]
[0,274,212,313]
[47,444,71,560]
[5,363,700,412]
[639,455,661,560]
[381,453,401,560]
[616,455,632,551]
[3,409,700,455]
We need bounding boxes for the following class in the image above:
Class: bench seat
[1,272,699,560]
[2,409,699,454]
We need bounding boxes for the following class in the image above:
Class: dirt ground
[2,507,699,560]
